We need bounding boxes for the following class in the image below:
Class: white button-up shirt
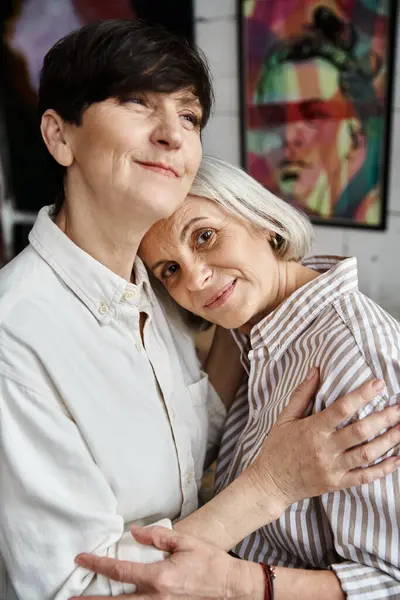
[0,207,226,600]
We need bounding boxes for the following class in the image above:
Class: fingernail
[372,379,385,392]
[306,367,316,380]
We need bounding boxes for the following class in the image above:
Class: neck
[240,262,319,335]
[56,184,154,281]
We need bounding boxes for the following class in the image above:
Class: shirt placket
[142,310,199,517]
[118,286,144,354]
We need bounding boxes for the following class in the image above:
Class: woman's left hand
[71,525,265,600]
[247,369,400,511]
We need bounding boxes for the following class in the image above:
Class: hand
[73,525,264,600]
[248,368,400,511]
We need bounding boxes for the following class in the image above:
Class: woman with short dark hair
[0,22,399,600]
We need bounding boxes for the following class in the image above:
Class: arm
[74,377,400,599]
[272,397,400,600]
[0,374,172,600]
[197,327,244,467]
[204,326,244,411]
[176,373,400,552]
[324,396,400,599]
[273,567,344,600]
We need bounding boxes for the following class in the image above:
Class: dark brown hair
[38,19,214,214]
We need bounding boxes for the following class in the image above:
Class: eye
[130,97,145,105]
[195,229,214,246]
[123,94,146,106]
[161,262,180,280]
[180,113,201,129]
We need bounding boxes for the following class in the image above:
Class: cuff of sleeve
[330,561,400,598]
[114,518,172,595]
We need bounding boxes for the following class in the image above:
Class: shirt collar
[29,206,155,324]
[249,256,359,359]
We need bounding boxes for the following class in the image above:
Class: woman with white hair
[133,155,400,599]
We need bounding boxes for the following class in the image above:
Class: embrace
[0,19,399,600]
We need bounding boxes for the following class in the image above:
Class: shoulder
[314,292,400,419]
[332,291,400,396]
[0,247,70,393]
[0,246,54,325]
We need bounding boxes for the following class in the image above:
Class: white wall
[194,1,400,319]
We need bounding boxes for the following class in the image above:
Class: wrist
[228,558,265,600]
[244,463,287,521]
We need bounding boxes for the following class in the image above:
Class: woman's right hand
[248,367,400,514]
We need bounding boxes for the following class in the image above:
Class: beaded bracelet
[260,563,276,600]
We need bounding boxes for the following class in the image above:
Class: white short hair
[190,155,315,261]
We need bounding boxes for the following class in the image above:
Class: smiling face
[139,195,282,329]
[48,89,203,224]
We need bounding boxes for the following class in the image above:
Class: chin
[143,189,186,220]
[211,313,249,330]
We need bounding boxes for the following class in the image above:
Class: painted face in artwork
[250,58,365,218]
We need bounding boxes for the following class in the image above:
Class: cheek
[184,135,202,177]
[168,283,192,311]
[73,126,131,172]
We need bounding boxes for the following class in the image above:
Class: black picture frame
[238,0,398,230]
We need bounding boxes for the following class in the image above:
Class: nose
[184,262,212,292]
[282,123,306,149]
[150,108,183,150]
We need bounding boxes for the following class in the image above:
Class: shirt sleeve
[0,374,172,600]
[319,389,400,598]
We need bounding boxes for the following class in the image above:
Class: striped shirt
[215,256,400,600]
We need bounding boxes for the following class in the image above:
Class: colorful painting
[239,0,398,229]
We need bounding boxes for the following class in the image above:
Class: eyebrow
[176,94,202,112]
[150,217,207,272]
[180,216,206,243]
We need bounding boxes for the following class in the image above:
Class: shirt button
[123,290,137,302]
[99,303,108,315]
[186,472,194,484]
[135,339,142,352]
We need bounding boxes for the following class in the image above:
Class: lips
[204,279,237,309]
[136,161,180,178]
[280,170,300,182]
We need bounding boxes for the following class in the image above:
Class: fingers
[335,403,400,450]
[131,525,189,554]
[340,424,400,471]
[340,455,400,489]
[319,379,385,431]
[75,553,155,586]
[276,367,320,424]
[71,596,136,600]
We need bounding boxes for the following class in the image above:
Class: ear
[340,117,364,161]
[347,118,364,153]
[40,109,74,167]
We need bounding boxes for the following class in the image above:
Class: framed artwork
[238,0,398,229]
